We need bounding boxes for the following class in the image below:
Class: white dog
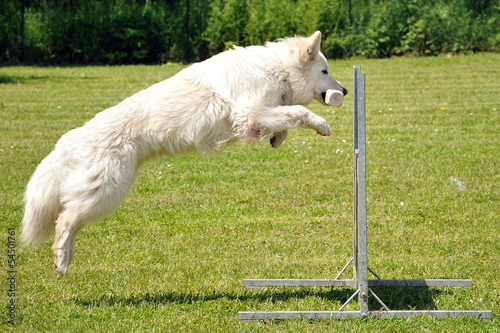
[21,31,347,275]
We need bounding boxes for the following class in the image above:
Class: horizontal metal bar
[243,279,472,289]
[244,279,355,288]
[368,279,473,288]
[239,311,366,320]
[238,310,492,321]
[370,310,492,319]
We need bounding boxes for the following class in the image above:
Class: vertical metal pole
[357,70,368,316]
[353,66,368,315]
[353,66,359,287]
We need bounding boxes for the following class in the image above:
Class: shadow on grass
[0,74,22,84]
[368,286,448,311]
[0,74,48,84]
[73,286,447,311]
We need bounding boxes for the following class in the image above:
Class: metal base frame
[239,310,491,320]
[238,66,492,321]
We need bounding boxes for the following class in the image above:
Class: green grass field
[1,53,499,332]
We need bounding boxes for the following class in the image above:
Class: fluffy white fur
[21,31,347,275]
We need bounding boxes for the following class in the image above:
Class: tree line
[1,0,498,65]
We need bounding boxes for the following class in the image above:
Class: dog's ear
[300,31,321,64]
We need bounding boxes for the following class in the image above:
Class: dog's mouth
[314,90,329,106]
[321,91,326,102]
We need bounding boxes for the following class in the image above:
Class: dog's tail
[21,154,62,246]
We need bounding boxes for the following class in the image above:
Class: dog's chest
[280,79,293,105]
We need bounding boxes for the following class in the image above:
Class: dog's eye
[322,70,328,75]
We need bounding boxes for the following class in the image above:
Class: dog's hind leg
[52,210,83,276]
[68,225,84,264]
[52,158,138,275]
[270,130,288,148]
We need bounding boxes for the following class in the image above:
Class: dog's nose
[342,87,348,96]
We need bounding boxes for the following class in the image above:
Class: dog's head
[288,31,348,106]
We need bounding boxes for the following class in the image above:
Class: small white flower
[400,202,404,206]
[450,177,466,191]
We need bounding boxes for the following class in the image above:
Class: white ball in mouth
[325,89,343,107]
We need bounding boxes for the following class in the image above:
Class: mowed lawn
[1,53,498,332]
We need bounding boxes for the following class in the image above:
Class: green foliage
[0,0,498,64]
[204,0,249,53]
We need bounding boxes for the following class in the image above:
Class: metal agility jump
[239,66,492,320]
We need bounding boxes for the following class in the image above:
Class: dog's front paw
[306,111,332,136]
[316,121,333,136]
